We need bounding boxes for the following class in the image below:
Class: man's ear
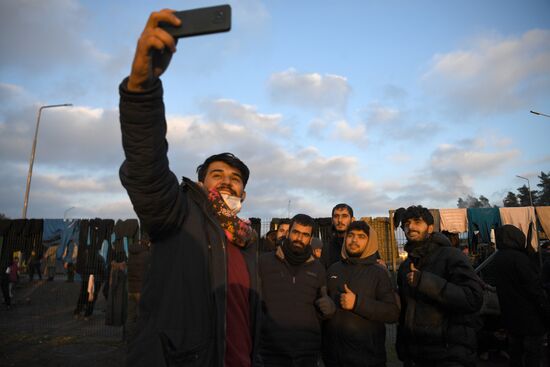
[240,191,246,202]
[352,216,356,222]
[427,224,435,234]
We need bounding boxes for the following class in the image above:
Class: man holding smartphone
[119,9,259,367]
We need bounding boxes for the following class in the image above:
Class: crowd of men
[118,9,550,367]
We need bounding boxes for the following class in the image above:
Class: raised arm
[119,10,186,240]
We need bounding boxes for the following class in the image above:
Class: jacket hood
[341,224,379,260]
[495,224,526,252]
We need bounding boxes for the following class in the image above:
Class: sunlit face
[345,229,369,257]
[332,208,353,234]
[276,223,290,241]
[402,217,433,242]
[288,223,313,252]
[203,161,246,199]
[312,248,322,259]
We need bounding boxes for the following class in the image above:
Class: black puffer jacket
[119,78,260,367]
[324,253,399,366]
[258,245,326,360]
[494,224,550,336]
[321,235,344,269]
[127,240,150,294]
[396,233,482,367]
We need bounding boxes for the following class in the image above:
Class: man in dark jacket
[395,205,483,367]
[258,214,335,366]
[119,10,260,367]
[493,224,550,367]
[324,221,399,366]
[321,203,355,268]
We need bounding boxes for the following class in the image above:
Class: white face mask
[221,193,242,215]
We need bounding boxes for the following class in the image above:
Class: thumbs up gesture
[407,262,421,288]
[340,284,356,310]
[315,286,336,317]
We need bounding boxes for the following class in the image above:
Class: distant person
[118,9,260,367]
[73,249,106,320]
[321,203,355,268]
[311,237,323,259]
[258,214,335,366]
[275,219,291,243]
[6,257,20,300]
[126,237,151,343]
[395,205,483,367]
[28,250,42,281]
[323,221,399,366]
[43,246,57,281]
[493,224,550,367]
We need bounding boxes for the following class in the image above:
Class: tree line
[457,171,550,208]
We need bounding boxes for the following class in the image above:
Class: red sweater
[225,242,251,367]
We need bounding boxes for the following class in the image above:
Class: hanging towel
[439,208,468,233]
[429,209,441,232]
[536,207,550,240]
[467,208,501,246]
[499,207,538,250]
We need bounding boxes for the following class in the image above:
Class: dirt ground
[0,278,124,367]
[1,276,517,367]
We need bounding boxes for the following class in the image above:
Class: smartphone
[159,4,231,39]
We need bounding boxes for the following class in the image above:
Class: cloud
[268,69,351,111]
[381,138,521,208]
[360,101,441,143]
[429,140,520,175]
[201,99,285,134]
[332,120,368,147]
[0,0,110,73]
[365,102,401,125]
[422,29,550,116]
[0,102,122,170]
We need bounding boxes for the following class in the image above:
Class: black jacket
[321,235,345,269]
[396,233,482,367]
[119,78,260,367]
[324,253,399,366]
[494,224,550,336]
[127,241,150,294]
[258,245,326,360]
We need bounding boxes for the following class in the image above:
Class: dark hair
[196,152,250,187]
[347,221,370,235]
[290,213,315,231]
[400,205,434,227]
[331,203,354,218]
[279,218,291,226]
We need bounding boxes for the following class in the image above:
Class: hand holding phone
[159,4,231,39]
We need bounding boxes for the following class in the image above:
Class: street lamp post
[530,110,550,118]
[516,174,540,266]
[22,104,72,219]
[515,175,534,207]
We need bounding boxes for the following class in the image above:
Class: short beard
[406,232,430,246]
[347,250,361,258]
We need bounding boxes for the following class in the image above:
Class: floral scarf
[207,189,253,248]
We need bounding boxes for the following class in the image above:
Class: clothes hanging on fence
[43,219,80,262]
[499,207,538,250]
[105,261,128,327]
[536,207,550,239]
[467,208,501,247]
[439,208,468,233]
[429,209,441,232]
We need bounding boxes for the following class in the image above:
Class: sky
[1,0,549,221]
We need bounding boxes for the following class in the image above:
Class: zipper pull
[293,276,296,284]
